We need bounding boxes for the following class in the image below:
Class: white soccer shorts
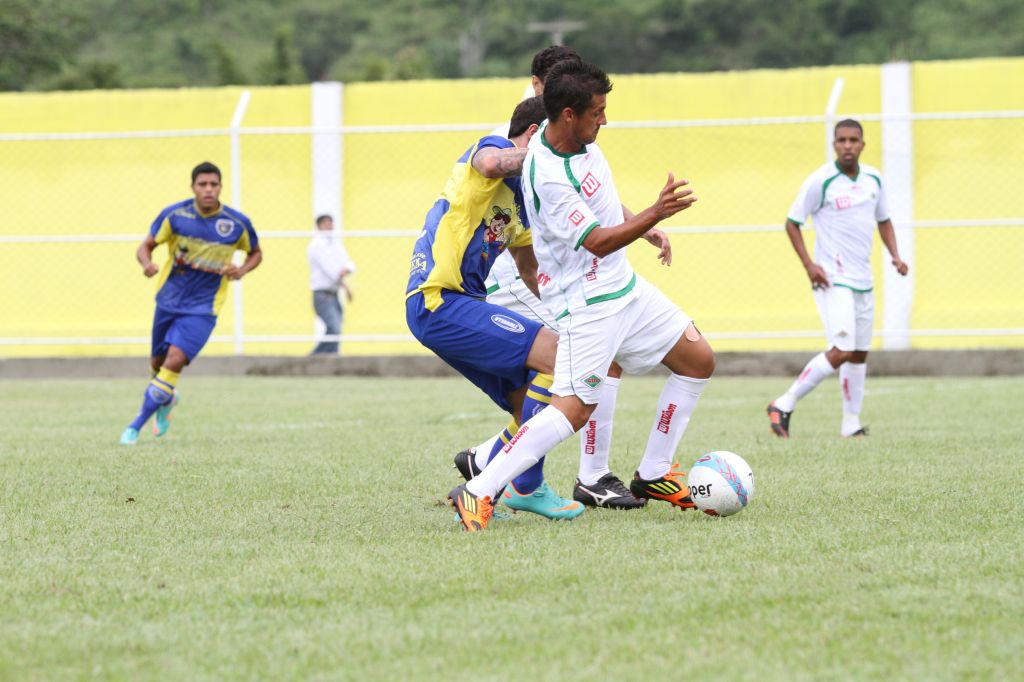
[486,279,558,330]
[551,276,691,404]
[813,284,874,352]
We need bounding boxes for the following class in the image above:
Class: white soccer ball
[687,451,755,517]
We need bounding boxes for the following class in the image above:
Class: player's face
[833,126,865,168]
[192,173,222,212]
[572,93,607,146]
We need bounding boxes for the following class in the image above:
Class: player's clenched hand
[806,262,830,288]
[221,265,243,280]
[642,228,672,266]
[892,258,909,276]
[652,173,696,221]
[142,263,159,278]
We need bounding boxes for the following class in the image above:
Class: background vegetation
[3,0,1023,91]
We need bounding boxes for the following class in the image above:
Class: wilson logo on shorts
[490,314,525,334]
[580,172,602,198]
[568,209,585,226]
[580,374,602,388]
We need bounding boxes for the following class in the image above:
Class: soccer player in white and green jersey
[767,119,909,438]
[449,60,713,531]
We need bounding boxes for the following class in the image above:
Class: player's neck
[836,160,859,178]
[543,123,583,155]
[194,200,221,217]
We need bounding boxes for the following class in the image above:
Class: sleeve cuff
[574,222,600,250]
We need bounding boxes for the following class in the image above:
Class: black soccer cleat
[453,448,482,481]
[766,402,792,438]
[573,473,647,509]
[845,427,869,438]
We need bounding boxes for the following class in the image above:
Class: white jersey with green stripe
[787,161,889,291]
[522,126,636,321]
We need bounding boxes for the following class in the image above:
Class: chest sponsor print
[580,172,601,198]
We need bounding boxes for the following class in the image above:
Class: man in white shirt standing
[307,214,355,355]
[449,60,714,531]
[767,119,909,438]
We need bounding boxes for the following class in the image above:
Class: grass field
[1,375,1022,680]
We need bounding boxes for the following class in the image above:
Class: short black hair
[834,119,864,137]
[542,61,612,121]
[315,214,333,227]
[191,161,221,183]
[508,96,547,139]
[531,45,582,81]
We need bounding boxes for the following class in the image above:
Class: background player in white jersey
[767,119,909,438]
[458,46,671,510]
[450,60,713,531]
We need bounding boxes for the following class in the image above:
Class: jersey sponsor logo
[835,196,852,210]
[656,403,678,433]
[215,218,235,237]
[490,314,526,334]
[569,209,586,226]
[537,272,551,287]
[580,172,601,198]
[585,257,599,282]
[579,373,602,389]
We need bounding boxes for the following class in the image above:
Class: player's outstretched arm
[471,147,528,178]
[582,173,695,258]
[136,235,159,278]
[877,219,909,275]
[784,219,829,288]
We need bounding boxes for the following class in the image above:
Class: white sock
[578,376,619,485]
[840,362,866,436]
[466,407,575,499]
[774,352,835,413]
[472,432,501,468]
[636,374,709,481]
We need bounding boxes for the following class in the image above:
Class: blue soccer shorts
[406,290,543,413]
[151,307,218,362]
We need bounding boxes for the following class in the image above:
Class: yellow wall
[1,59,1021,357]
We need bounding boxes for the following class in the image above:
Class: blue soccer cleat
[120,427,139,445]
[501,481,585,520]
[153,391,179,437]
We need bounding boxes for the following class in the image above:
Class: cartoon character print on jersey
[481,206,512,261]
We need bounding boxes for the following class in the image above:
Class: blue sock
[511,372,553,495]
[128,373,175,431]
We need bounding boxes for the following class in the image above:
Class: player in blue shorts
[120,161,262,445]
[406,96,584,522]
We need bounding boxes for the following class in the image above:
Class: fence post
[824,77,845,162]
[880,62,915,349]
[310,82,344,345]
[230,89,251,355]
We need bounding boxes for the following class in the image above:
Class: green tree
[0,0,82,90]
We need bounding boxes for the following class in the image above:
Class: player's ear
[525,123,540,141]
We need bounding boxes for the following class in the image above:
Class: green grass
[1,375,1022,680]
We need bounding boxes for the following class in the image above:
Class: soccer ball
[687,451,754,517]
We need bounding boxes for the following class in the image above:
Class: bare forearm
[471,147,528,178]
[580,207,661,258]
[136,242,155,267]
[877,220,901,260]
[785,220,815,269]
[239,249,262,275]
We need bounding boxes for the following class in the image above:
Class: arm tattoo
[473,147,527,177]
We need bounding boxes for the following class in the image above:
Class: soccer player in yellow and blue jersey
[406,97,584,526]
[120,162,262,445]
